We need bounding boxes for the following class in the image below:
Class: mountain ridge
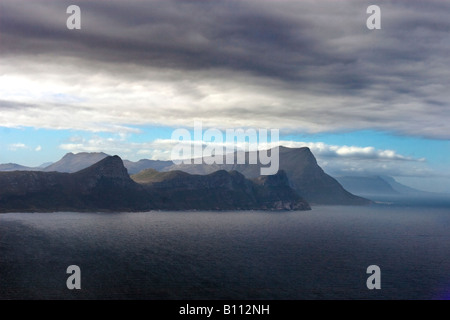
[0,156,151,212]
[164,146,370,205]
[0,156,310,212]
[0,147,371,205]
[132,168,310,211]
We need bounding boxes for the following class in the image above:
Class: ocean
[0,205,449,300]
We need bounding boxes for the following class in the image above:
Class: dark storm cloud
[0,0,366,82]
[1,0,450,138]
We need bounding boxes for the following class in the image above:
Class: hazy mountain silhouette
[37,162,54,168]
[336,176,400,197]
[0,163,36,171]
[334,175,450,208]
[0,162,53,172]
[27,152,172,175]
[43,152,109,173]
[378,176,432,195]
[335,175,441,197]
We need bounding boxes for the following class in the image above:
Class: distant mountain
[0,156,151,212]
[378,176,429,195]
[123,159,173,175]
[43,152,109,173]
[336,176,400,197]
[132,168,310,211]
[0,162,53,172]
[334,175,450,208]
[37,162,53,169]
[0,163,36,172]
[36,152,172,175]
[335,175,436,198]
[164,146,370,205]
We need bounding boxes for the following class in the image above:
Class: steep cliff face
[69,156,152,210]
[275,147,370,205]
[72,156,136,191]
[252,171,310,210]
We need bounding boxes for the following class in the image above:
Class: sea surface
[1,205,449,300]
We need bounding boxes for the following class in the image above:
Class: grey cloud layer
[1,0,450,138]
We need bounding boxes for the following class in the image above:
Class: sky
[0,0,449,192]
